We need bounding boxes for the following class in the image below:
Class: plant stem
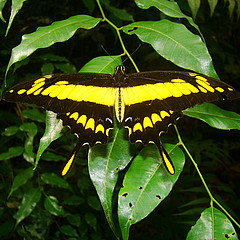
[96,0,139,72]
[174,125,240,228]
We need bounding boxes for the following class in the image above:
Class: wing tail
[155,139,175,175]
[61,140,84,176]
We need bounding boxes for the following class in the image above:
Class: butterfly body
[3,66,240,175]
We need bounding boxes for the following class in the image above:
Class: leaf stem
[96,0,139,72]
[174,125,240,228]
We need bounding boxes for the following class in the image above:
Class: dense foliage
[0,0,240,239]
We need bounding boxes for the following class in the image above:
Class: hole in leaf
[128,27,138,32]
[122,193,128,197]
[129,202,133,208]
[139,186,143,190]
[224,234,230,239]
[232,232,236,235]
[156,195,161,199]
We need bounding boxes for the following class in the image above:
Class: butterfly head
[114,65,126,75]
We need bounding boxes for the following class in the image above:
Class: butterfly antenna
[122,44,141,64]
[100,45,121,67]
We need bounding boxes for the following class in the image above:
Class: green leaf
[9,167,34,197]
[41,151,65,162]
[135,0,203,37]
[44,195,65,216]
[60,225,78,237]
[21,108,46,123]
[187,0,201,19]
[183,103,240,130]
[20,122,38,164]
[41,62,54,75]
[118,144,185,240]
[89,127,133,236]
[5,0,27,35]
[208,0,218,16]
[0,146,24,161]
[79,55,122,74]
[187,207,238,240]
[6,15,101,75]
[13,187,41,226]
[2,126,19,136]
[63,195,85,206]
[54,62,77,73]
[67,214,82,227]
[123,20,217,77]
[41,172,73,191]
[35,111,63,168]
[0,0,7,22]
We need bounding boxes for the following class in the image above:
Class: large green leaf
[13,187,41,226]
[5,0,27,36]
[135,0,203,36]
[183,103,240,130]
[89,127,133,237]
[6,15,101,75]
[187,207,238,240]
[118,144,185,240]
[122,20,217,77]
[35,111,63,168]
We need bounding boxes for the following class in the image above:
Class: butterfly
[3,66,240,175]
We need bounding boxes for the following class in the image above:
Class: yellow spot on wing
[33,87,43,95]
[17,89,26,94]
[62,153,75,176]
[196,80,215,92]
[160,111,170,119]
[85,118,95,131]
[151,113,161,124]
[143,117,153,129]
[41,85,58,95]
[70,112,79,121]
[189,73,197,76]
[198,86,208,93]
[9,90,14,93]
[133,122,143,132]
[49,85,67,98]
[44,74,52,79]
[196,75,208,82]
[33,78,45,85]
[55,81,69,85]
[77,115,87,126]
[164,82,183,97]
[228,87,233,91]
[215,87,224,92]
[95,124,104,134]
[27,82,45,95]
[57,84,76,100]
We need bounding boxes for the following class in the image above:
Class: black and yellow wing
[3,73,116,175]
[3,67,240,175]
[121,70,240,174]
